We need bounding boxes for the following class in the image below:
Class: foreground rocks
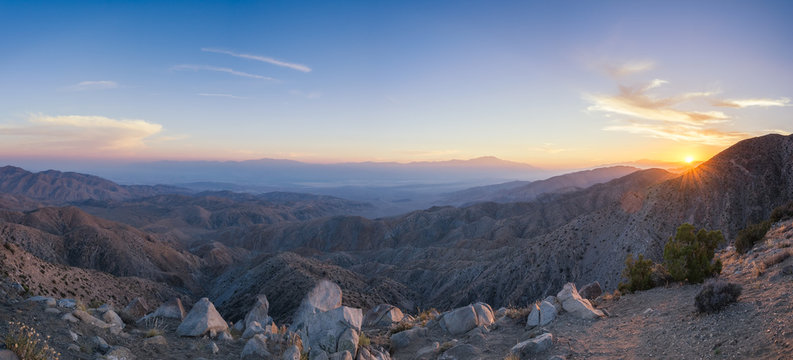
[176,297,229,337]
[556,283,605,319]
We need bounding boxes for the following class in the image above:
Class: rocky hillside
[0,166,185,203]
[439,165,639,206]
[0,206,203,290]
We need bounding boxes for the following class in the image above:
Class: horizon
[1,1,792,168]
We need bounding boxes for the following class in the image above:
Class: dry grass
[143,316,165,338]
[504,354,520,360]
[439,341,455,352]
[358,333,371,347]
[4,321,60,360]
[389,320,414,335]
[504,306,532,320]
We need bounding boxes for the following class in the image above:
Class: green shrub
[663,224,723,283]
[770,201,793,223]
[735,220,771,254]
[4,321,60,360]
[618,253,654,293]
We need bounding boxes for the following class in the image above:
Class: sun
[685,156,695,164]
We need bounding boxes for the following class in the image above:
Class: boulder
[104,346,136,360]
[357,347,391,360]
[27,296,56,307]
[121,297,149,321]
[90,335,110,353]
[556,283,604,319]
[290,280,344,331]
[97,304,113,313]
[57,298,77,309]
[363,304,404,327]
[526,301,557,327]
[242,321,266,339]
[495,307,508,318]
[207,341,219,354]
[102,310,125,329]
[218,331,233,342]
[440,306,478,335]
[438,344,481,360]
[543,296,562,313]
[472,302,495,326]
[62,312,79,323]
[416,342,440,358]
[144,298,186,320]
[245,294,273,328]
[309,349,330,360]
[304,306,363,352]
[337,327,359,354]
[69,330,79,341]
[578,281,603,300]
[241,334,271,359]
[510,333,553,358]
[390,326,427,350]
[176,297,228,337]
[73,310,113,328]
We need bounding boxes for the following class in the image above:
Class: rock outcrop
[176,297,228,337]
[526,300,557,327]
[290,281,363,358]
[556,283,604,319]
[363,304,404,327]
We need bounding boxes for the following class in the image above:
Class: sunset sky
[1,1,791,168]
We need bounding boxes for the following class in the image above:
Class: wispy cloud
[604,60,655,77]
[713,97,790,108]
[585,69,788,146]
[0,114,163,153]
[198,93,248,99]
[202,48,311,73]
[66,80,118,91]
[172,64,275,80]
[586,81,727,126]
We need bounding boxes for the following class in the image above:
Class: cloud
[585,72,790,146]
[66,80,118,91]
[198,93,248,99]
[0,114,163,154]
[604,121,747,146]
[713,97,790,108]
[586,80,728,126]
[172,64,275,80]
[202,48,311,73]
[604,60,655,77]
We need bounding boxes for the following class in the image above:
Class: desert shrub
[770,201,793,223]
[358,333,371,347]
[4,321,60,360]
[618,253,654,293]
[735,220,771,254]
[694,279,742,313]
[663,224,723,283]
[143,317,164,338]
[650,263,672,287]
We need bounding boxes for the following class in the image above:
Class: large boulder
[291,281,363,356]
[441,306,477,335]
[72,310,112,328]
[578,281,603,300]
[472,302,495,326]
[143,298,186,321]
[390,326,427,351]
[357,347,391,360]
[290,280,343,331]
[526,301,557,327]
[556,283,604,319]
[337,328,359,354]
[102,310,125,329]
[176,297,228,337]
[245,294,273,328]
[363,304,404,327]
[510,333,553,358]
[121,297,149,321]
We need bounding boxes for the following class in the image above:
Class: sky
[1,0,792,169]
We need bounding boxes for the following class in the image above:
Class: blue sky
[1,0,791,168]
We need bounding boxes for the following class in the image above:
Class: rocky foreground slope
[1,217,792,359]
